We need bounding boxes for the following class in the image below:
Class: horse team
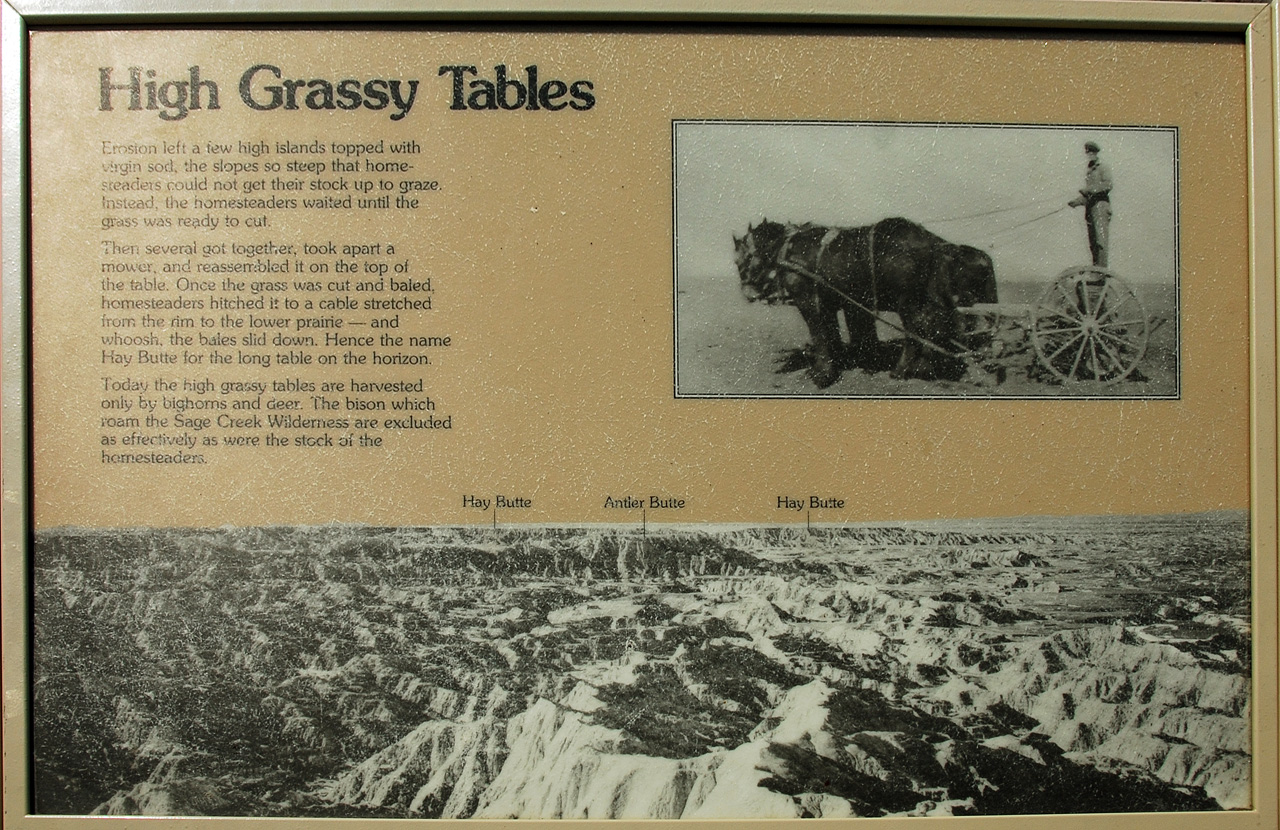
[733,217,998,388]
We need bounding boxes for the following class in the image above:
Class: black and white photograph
[33,513,1249,819]
[673,121,1181,399]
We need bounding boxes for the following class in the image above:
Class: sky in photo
[674,122,1178,287]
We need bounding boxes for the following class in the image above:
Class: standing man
[1068,141,1112,267]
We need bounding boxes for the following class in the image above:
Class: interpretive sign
[3,2,1276,827]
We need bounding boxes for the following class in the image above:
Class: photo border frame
[670,118,1186,400]
[2,2,1277,828]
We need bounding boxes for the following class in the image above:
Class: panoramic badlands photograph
[33,512,1250,818]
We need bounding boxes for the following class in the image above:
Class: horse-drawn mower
[960,265,1154,385]
[733,217,1160,388]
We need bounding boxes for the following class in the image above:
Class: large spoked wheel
[1031,266,1150,384]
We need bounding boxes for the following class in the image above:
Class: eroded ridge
[32,514,1251,818]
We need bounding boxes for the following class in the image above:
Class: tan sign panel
[5,4,1276,827]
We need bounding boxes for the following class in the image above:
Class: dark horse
[734,217,997,387]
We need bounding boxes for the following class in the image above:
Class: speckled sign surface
[12,13,1276,826]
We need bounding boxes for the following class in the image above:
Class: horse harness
[771,222,966,361]
[772,224,881,313]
